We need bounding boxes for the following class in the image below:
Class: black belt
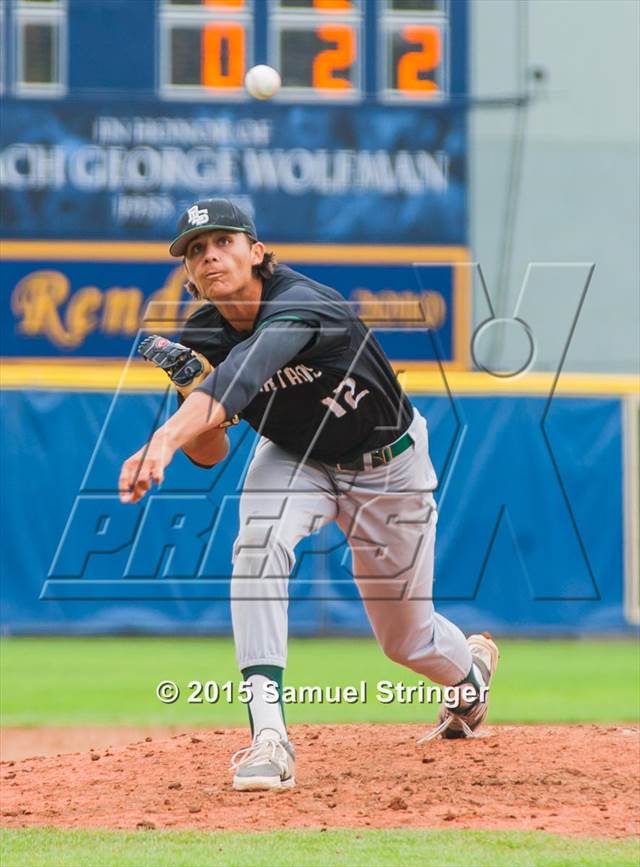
[335,431,414,472]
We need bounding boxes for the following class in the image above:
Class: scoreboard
[160,0,455,100]
[2,3,470,377]
[1,1,468,245]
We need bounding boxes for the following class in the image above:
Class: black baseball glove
[138,335,209,389]
[138,335,239,428]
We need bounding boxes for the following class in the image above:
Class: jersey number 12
[321,377,370,418]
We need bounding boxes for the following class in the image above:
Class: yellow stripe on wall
[401,370,639,396]
[1,359,637,396]
[1,240,470,264]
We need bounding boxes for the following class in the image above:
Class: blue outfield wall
[0,390,629,635]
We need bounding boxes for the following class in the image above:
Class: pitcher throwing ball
[119,198,499,791]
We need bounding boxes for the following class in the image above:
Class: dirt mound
[0,726,205,762]
[1,724,638,837]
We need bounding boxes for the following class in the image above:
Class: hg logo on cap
[187,205,209,226]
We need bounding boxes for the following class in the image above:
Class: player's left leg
[334,408,498,737]
[230,436,338,789]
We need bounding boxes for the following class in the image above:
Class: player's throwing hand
[118,430,177,504]
[119,389,228,503]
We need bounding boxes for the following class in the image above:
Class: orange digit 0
[313,0,352,8]
[202,23,244,88]
[203,0,245,7]
[397,25,441,93]
[312,25,355,90]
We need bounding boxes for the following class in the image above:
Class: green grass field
[1,828,639,867]
[1,637,638,726]
[1,638,638,867]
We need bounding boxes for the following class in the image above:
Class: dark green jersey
[180,264,413,464]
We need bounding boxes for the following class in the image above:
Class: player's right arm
[122,319,315,502]
[181,424,229,468]
[139,317,315,469]
[138,334,230,468]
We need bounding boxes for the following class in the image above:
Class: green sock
[454,663,484,710]
[241,665,286,737]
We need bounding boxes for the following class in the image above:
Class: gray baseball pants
[230,408,472,686]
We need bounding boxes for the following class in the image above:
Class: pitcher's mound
[1,724,638,837]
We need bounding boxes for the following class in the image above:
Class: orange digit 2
[397,25,441,94]
[312,25,355,90]
[202,23,244,88]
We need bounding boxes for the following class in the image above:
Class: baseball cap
[169,198,257,257]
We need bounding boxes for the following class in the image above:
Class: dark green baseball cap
[169,198,257,257]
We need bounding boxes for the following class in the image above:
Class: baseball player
[119,198,499,791]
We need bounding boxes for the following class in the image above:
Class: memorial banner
[0,101,466,244]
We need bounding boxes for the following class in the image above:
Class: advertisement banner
[2,245,469,365]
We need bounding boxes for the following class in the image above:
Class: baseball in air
[245,65,282,100]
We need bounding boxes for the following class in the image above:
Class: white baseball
[245,65,282,100]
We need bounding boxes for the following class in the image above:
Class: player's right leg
[424,632,500,741]
[335,408,499,739]
[230,437,337,790]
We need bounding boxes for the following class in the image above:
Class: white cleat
[420,632,500,742]
[231,728,296,791]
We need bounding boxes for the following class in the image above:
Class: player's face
[183,230,265,301]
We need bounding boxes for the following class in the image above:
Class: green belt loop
[337,430,414,472]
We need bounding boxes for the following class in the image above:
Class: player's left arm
[192,317,316,417]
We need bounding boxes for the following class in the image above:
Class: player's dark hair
[248,236,277,281]
[183,234,277,300]
[253,251,277,280]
